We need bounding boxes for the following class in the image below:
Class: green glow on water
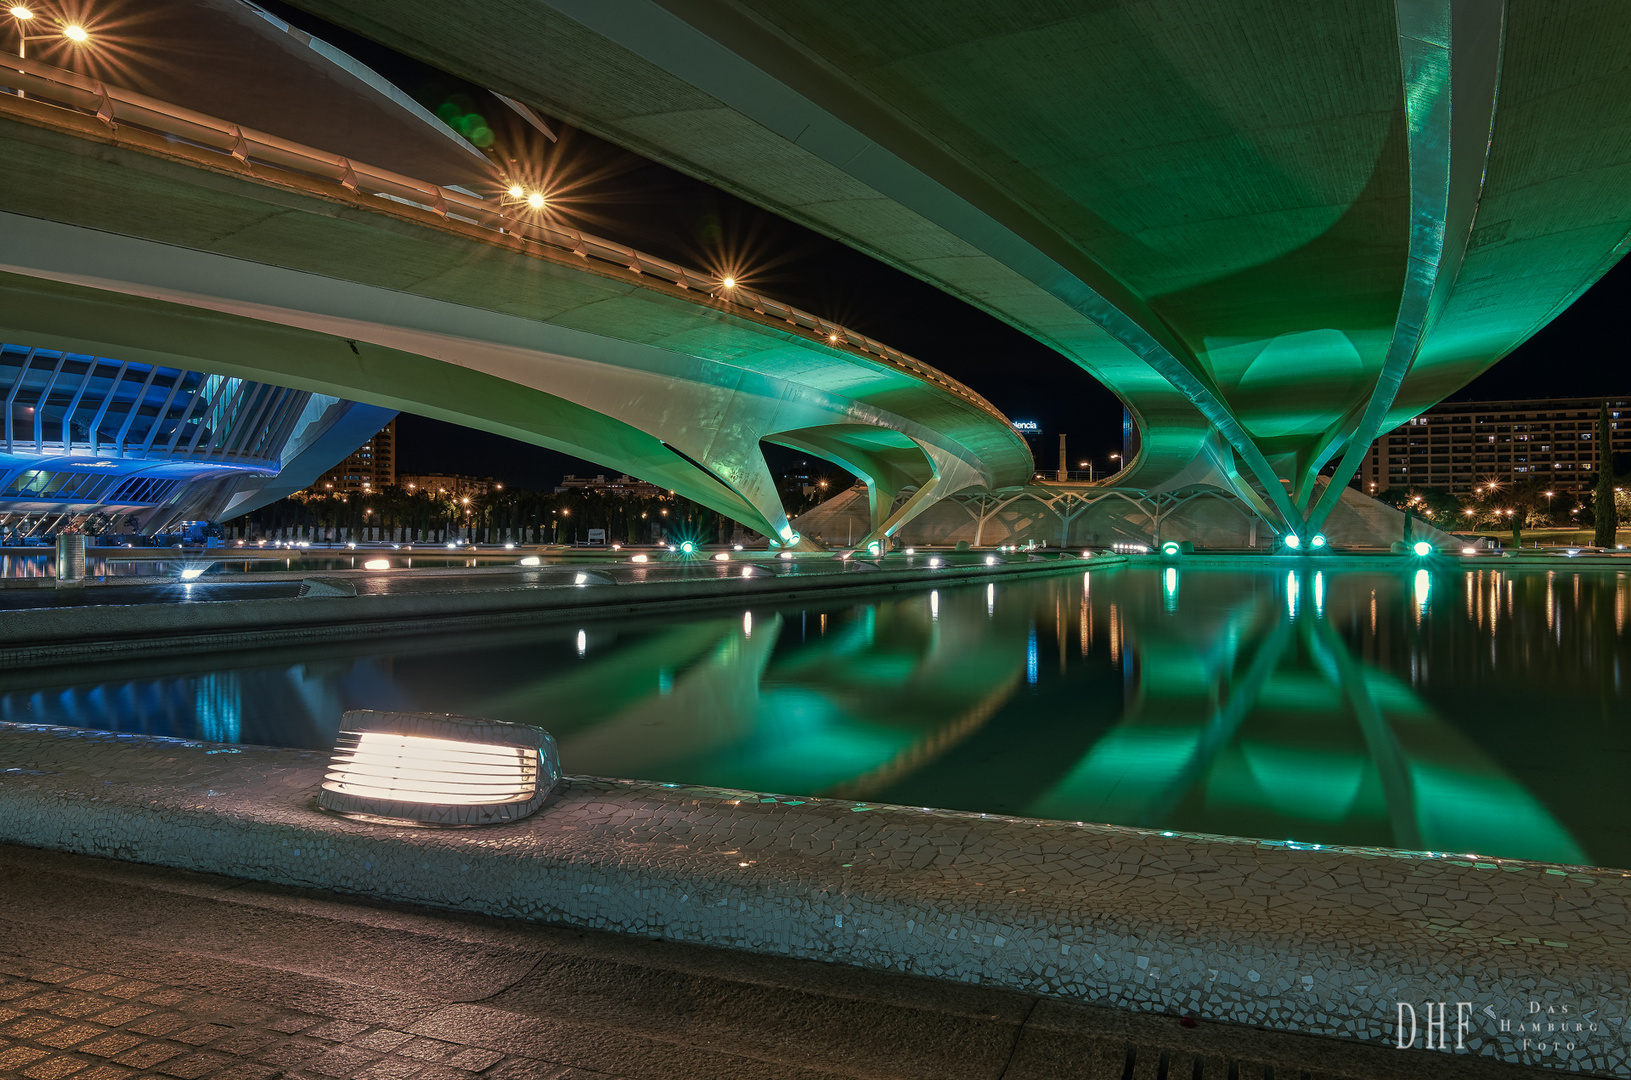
[4,566,1628,869]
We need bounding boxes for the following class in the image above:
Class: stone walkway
[0,845,1569,1080]
[0,963,522,1080]
[0,723,1626,1077]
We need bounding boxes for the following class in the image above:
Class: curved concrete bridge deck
[0,56,1031,549]
[0,722,1624,1077]
[287,0,1631,540]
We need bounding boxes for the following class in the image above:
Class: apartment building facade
[1360,397,1629,495]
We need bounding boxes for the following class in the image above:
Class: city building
[311,419,395,494]
[398,473,497,499]
[1,341,394,541]
[1359,396,1630,495]
[555,474,670,498]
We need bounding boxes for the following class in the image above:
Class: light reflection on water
[1,553,514,578]
[3,566,1628,868]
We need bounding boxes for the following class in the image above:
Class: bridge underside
[0,93,1031,546]
[288,0,1631,538]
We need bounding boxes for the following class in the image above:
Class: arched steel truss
[921,485,1260,548]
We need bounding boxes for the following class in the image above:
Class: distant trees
[1595,400,1619,548]
[230,483,746,545]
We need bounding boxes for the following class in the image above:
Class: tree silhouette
[1595,400,1619,548]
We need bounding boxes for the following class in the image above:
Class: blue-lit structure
[1,342,393,540]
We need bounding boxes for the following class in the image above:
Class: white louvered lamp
[317,710,561,826]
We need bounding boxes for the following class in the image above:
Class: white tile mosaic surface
[0,722,1625,1076]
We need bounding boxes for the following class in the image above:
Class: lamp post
[8,6,91,61]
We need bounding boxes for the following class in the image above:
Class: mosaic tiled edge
[0,722,1625,1076]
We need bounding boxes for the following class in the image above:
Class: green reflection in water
[2,566,1627,868]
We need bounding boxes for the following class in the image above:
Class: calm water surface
[4,565,1627,869]
[1,552,528,578]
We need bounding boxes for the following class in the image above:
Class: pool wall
[0,722,1624,1076]
[0,555,1104,668]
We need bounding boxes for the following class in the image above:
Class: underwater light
[985,555,997,566]
[927,557,943,568]
[179,566,206,581]
[629,554,648,563]
[778,551,793,560]
[363,559,390,570]
[518,556,542,566]
[713,552,730,562]
[317,710,560,827]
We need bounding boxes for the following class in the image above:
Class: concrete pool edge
[0,555,1108,668]
[10,550,1627,670]
[0,723,1625,1076]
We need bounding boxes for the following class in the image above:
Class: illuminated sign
[1012,420,1040,431]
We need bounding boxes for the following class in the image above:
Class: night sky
[267,2,1629,493]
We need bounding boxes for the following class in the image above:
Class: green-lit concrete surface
[0,85,1030,547]
[285,0,1631,535]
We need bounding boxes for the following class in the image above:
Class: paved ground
[0,844,1570,1080]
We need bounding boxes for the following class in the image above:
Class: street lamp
[8,6,91,59]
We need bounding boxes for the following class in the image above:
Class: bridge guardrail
[1,57,1010,426]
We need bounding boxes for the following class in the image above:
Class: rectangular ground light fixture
[318,710,561,826]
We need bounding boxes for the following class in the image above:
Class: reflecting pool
[1,552,559,579]
[4,565,1628,869]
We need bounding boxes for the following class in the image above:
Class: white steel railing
[0,55,1011,424]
